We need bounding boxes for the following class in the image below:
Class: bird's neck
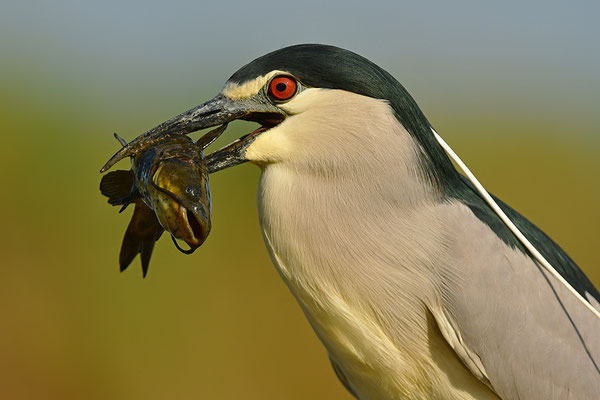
[256,128,443,282]
[255,141,447,380]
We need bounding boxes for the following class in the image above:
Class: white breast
[256,165,498,400]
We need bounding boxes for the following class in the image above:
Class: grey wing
[433,193,600,400]
[457,174,600,305]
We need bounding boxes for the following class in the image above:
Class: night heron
[103,44,600,399]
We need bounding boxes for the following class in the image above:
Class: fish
[99,125,225,276]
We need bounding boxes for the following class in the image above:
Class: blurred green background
[1,1,598,399]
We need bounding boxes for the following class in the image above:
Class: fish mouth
[159,200,210,255]
[176,202,208,249]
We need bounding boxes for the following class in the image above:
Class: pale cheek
[245,127,294,164]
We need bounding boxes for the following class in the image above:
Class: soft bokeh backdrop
[1,1,598,399]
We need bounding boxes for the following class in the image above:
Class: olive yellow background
[1,1,598,399]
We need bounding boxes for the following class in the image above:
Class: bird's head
[101,44,459,188]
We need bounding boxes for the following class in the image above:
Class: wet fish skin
[100,134,212,276]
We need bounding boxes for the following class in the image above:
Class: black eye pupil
[276,82,287,92]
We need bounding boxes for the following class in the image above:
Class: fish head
[148,156,211,251]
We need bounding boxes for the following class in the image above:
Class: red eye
[268,76,297,101]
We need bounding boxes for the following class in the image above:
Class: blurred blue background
[1,1,598,399]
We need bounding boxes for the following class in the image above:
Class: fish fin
[140,229,164,277]
[139,240,156,278]
[196,124,227,150]
[100,170,137,205]
[119,200,164,275]
[114,132,128,147]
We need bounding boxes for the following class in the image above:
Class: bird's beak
[100,94,285,174]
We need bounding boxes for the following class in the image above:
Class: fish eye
[185,186,194,195]
[268,76,297,101]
